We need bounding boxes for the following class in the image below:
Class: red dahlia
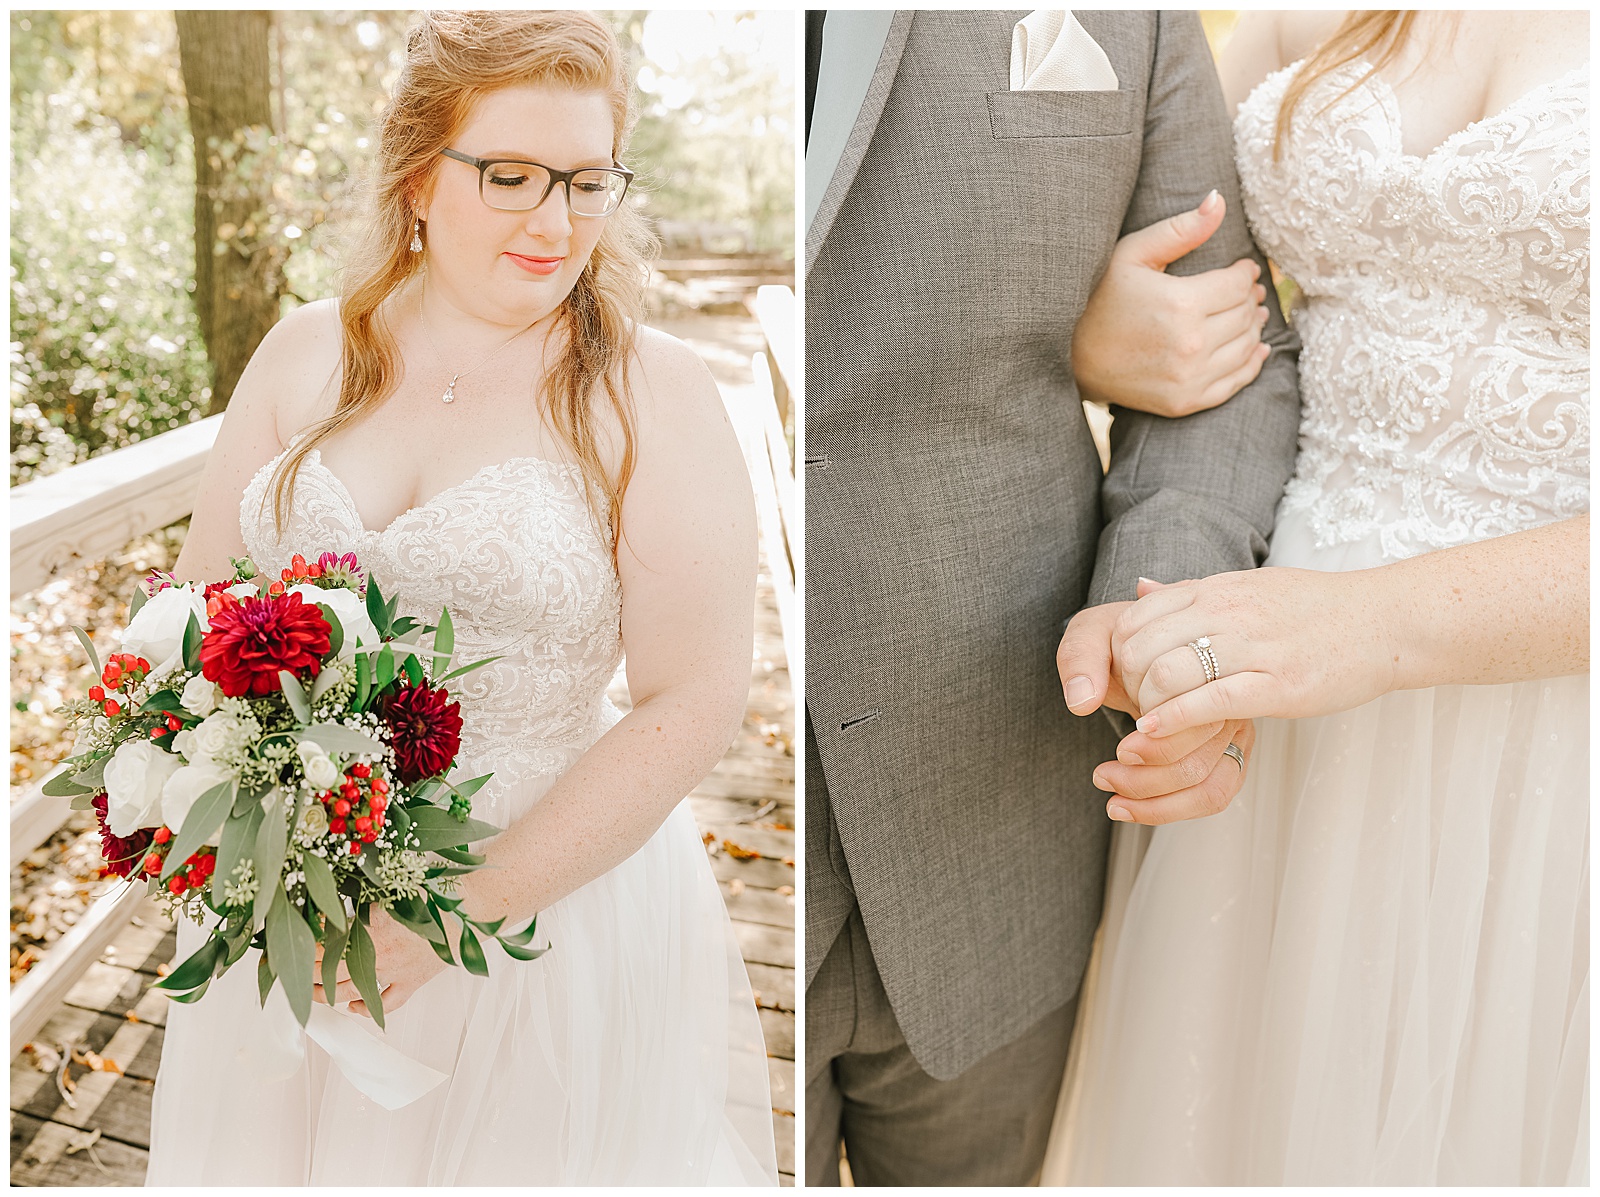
[381,684,464,782]
[92,792,154,879]
[200,592,331,698]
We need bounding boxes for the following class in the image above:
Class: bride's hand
[1072,191,1271,418]
[313,905,447,1017]
[1111,572,1400,740]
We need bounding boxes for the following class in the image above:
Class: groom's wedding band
[1188,636,1220,684]
[1222,742,1246,772]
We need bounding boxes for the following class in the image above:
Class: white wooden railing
[9,293,798,1048]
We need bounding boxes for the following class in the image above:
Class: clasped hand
[1057,569,1397,824]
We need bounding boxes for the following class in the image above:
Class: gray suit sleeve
[1085,11,1301,609]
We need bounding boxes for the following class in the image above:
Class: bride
[144,12,777,1185]
[1047,10,1587,1185]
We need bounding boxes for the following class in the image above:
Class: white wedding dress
[1045,60,1589,1185]
[145,448,779,1185]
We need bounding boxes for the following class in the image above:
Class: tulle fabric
[146,759,778,1185]
[1042,507,1589,1185]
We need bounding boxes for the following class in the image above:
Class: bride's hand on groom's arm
[1072,191,1271,418]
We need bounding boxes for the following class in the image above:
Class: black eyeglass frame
[438,148,634,216]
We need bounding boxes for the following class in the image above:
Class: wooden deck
[9,566,796,1185]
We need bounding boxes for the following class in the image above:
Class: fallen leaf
[776,885,794,897]
[63,1127,101,1155]
[124,1011,142,1023]
[722,839,761,861]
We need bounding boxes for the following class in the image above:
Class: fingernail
[1137,575,1159,586]
[1092,769,1114,792]
[1136,713,1158,734]
[1107,804,1134,822]
[1065,675,1096,712]
[1199,188,1220,214]
[1257,306,1270,322]
[1118,748,1144,766]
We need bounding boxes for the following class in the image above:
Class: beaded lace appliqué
[1234,61,1589,560]
[240,449,623,826]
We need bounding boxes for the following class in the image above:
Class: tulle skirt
[145,779,778,1186]
[1043,506,1589,1185]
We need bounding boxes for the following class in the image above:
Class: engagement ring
[1188,636,1220,683]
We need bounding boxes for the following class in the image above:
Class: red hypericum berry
[198,854,215,875]
[348,841,362,855]
[370,777,389,795]
[168,874,187,895]
[306,563,323,578]
[354,816,372,832]
[333,799,351,817]
[136,657,151,673]
[340,782,359,801]
[369,792,386,813]
[166,714,183,731]
[350,762,371,779]
[104,699,122,717]
[186,868,204,889]
[143,853,162,874]
[291,554,307,574]
[267,581,285,597]
[372,811,385,829]
[360,830,377,844]
[103,662,122,683]
[329,818,347,835]
[153,826,172,844]
[88,685,105,702]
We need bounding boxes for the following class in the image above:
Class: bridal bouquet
[47,551,541,1033]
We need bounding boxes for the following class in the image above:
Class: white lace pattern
[240,448,623,820]
[1234,61,1590,560]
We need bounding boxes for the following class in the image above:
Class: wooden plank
[735,922,795,970]
[759,1007,795,1061]
[10,414,221,598]
[10,1019,158,1148]
[710,853,795,889]
[690,793,794,825]
[774,1111,796,1178]
[767,1056,795,1115]
[11,886,148,1049]
[746,963,794,1012]
[61,963,171,1028]
[701,823,795,860]
[10,1111,149,1186]
[721,883,796,929]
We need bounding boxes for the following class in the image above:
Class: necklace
[415,304,540,405]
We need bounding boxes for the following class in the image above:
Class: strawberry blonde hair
[1275,11,1419,161]
[270,10,655,560]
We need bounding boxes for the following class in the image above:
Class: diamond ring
[1188,636,1220,684]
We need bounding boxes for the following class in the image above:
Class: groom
[805,10,1300,1186]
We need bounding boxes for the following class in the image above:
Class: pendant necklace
[416,304,539,405]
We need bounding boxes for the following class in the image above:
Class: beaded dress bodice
[1234,60,1589,560]
[241,448,623,824]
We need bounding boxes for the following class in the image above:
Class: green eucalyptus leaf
[458,923,489,977]
[181,613,203,673]
[265,883,314,1027]
[252,790,289,930]
[161,779,236,882]
[321,918,350,1004]
[138,689,181,714]
[278,671,311,724]
[432,606,454,678]
[298,723,383,757]
[374,646,395,693]
[387,894,446,944]
[300,850,345,932]
[435,655,504,685]
[223,931,253,968]
[70,757,108,791]
[214,804,263,901]
[128,587,150,620]
[354,652,372,711]
[316,607,344,660]
[499,942,548,963]
[163,976,214,1004]
[68,793,96,811]
[430,846,486,867]
[346,915,385,1029]
[42,768,94,798]
[257,952,276,1008]
[153,936,224,992]
[447,773,493,803]
[404,805,500,851]
[500,915,539,948]
[71,626,101,675]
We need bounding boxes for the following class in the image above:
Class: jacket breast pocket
[986,89,1138,139]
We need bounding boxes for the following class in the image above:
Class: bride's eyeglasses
[439,149,634,217]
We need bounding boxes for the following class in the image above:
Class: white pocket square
[1011,10,1120,92]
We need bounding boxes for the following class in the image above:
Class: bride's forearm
[1380,515,1589,691]
[452,683,744,925]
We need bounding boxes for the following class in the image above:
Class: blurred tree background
[9,9,795,485]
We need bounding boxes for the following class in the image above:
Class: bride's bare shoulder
[1218,11,1347,112]
[236,298,344,439]
[619,322,743,478]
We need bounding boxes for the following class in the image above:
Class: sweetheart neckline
[260,447,584,539]
[1256,58,1587,166]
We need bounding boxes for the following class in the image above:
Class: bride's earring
[410,218,423,253]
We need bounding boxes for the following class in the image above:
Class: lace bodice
[1234,60,1589,560]
[240,448,623,823]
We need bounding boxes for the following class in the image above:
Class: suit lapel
[805,10,914,275]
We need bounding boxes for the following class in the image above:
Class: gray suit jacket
[805,10,1301,1080]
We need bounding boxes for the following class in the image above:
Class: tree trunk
[175,10,282,415]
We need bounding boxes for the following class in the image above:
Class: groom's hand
[1056,600,1138,716]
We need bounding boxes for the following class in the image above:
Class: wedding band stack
[1189,635,1220,683]
[1222,742,1245,771]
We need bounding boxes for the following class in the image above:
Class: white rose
[122,585,209,680]
[160,758,235,834]
[190,710,248,762]
[103,740,183,836]
[171,728,197,760]
[298,802,330,839]
[226,582,258,600]
[287,584,376,658]
[296,740,342,790]
[179,675,221,717]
